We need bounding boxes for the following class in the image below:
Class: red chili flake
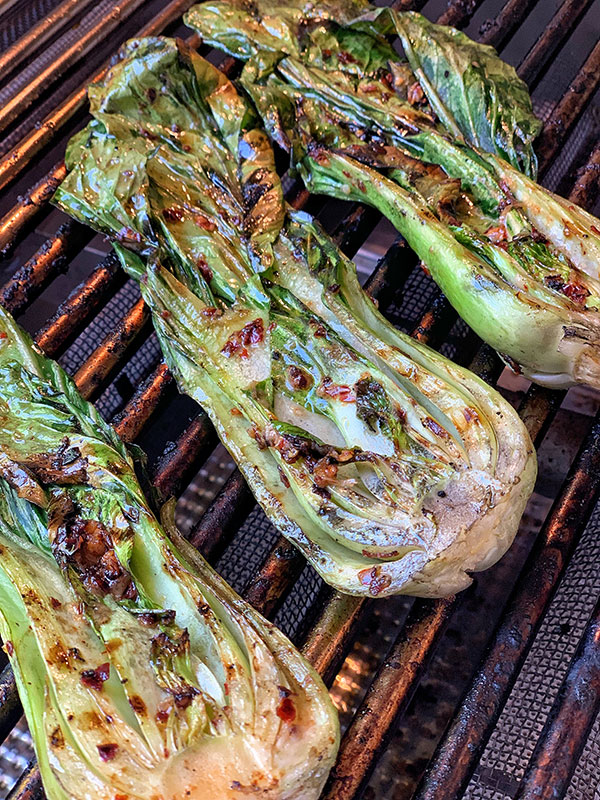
[276,696,296,722]
[162,206,186,223]
[337,50,356,65]
[423,416,449,438]
[0,332,7,340]
[591,225,600,235]
[314,151,330,167]
[278,466,290,488]
[197,255,213,283]
[231,407,243,417]
[248,424,267,450]
[342,170,352,179]
[313,324,327,338]
[156,706,170,724]
[287,365,313,391]
[381,72,394,88]
[313,458,338,488]
[221,319,265,359]
[317,377,356,403]
[358,566,392,596]
[50,597,61,609]
[322,49,332,59]
[160,310,171,319]
[128,695,147,715]
[563,282,590,305]
[484,225,507,244]
[81,662,110,691]
[5,641,13,656]
[195,214,217,232]
[201,306,221,318]
[357,180,366,193]
[97,743,118,762]
[116,794,129,800]
[407,81,425,105]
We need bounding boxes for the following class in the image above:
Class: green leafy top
[184,0,542,175]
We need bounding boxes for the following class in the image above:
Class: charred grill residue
[50,499,137,601]
[23,437,88,485]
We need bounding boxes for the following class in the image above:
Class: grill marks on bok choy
[0,307,338,800]
[54,37,536,598]
[185,1,600,389]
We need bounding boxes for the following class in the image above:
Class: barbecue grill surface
[0,0,599,798]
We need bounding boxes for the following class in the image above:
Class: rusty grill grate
[0,0,599,798]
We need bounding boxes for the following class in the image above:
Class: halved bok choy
[185,0,600,389]
[54,37,536,598]
[0,306,338,800]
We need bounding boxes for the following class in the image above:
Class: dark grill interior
[0,0,599,798]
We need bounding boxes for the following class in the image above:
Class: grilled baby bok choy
[0,307,338,800]
[185,1,600,389]
[54,37,536,597]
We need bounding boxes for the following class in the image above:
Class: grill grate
[0,0,599,798]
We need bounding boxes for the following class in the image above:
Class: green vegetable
[184,0,541,175]
[184,1,600,389]
[55,37,536,598]
[0,305,338,800]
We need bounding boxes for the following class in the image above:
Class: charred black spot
[242,168,273,207]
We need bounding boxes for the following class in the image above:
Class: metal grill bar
[536,38,600,170]
[414,411,600,800]
[187,470,255,560]
[0,667,21,746]
[517,0,597,87]
[5,761,42,800]
[152,414,218,500]
[34,253,125,358]
[0,0,146,135]
[244,537,306,618]
[300,594,369,686]
[322,597,456,800]
[514,598,600,800]
[0,162,66,256]
[0,0,198,194]
[438,1,487,28]
[112,362,174,442]
[72,297,151,400]
[0,0,94,81]
[0,221,93,315]
[479,0,541,49]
